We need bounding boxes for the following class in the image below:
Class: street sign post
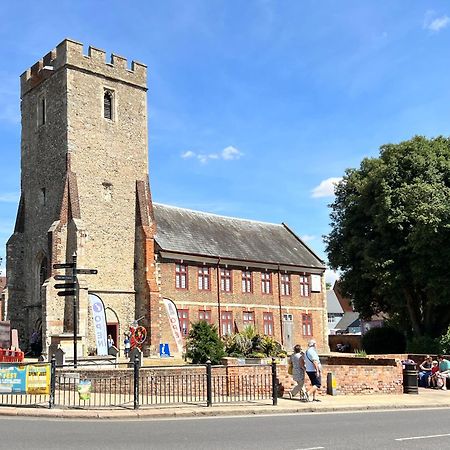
[54,283,76,290]
[54,275,74,281]
[57,290,76,297]
[53,257,98,368]
[76,269,98,275]
[53,263,75,269]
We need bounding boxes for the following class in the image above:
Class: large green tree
[326,136,450,338]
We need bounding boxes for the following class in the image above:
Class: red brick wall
[280,356,403,395]
[158,260,327,353]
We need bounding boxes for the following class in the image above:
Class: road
[1,408,450,449]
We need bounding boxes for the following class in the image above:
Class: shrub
[439,325,450,354]
[362,326,406,354]
[223,328,284,358]
[407,335,441,354]
[185,321,225,364]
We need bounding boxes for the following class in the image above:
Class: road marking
[294,447,324,450]
[396,433,450,441]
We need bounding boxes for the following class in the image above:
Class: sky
[2,1,450,281]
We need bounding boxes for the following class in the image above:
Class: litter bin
[402,362,418,394]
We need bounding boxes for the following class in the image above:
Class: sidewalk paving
[0,388,449,420]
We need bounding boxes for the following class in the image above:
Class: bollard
[206,360,212,407]
[327,372,337,395]
[133,353,140,409]
[271,358,278,406]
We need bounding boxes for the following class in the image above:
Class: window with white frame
[198,267,210,290]
[300,274,310,297]
[241,270,252,293]
[220,268,232,292]
[221,311,233,336]
[263,312,274,336]
[175,263,188,289]
[280,274,291,296]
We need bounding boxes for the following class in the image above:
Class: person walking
[124,333,131,358]
[304,339,322,402]
[289,344,306,400]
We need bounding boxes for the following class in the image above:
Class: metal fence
[0,356,278,410]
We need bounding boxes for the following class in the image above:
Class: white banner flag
[163,298,184,353]
[89,294,108,356]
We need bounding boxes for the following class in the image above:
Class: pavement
[0,388,449,419]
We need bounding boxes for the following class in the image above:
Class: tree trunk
[403,287,423,336]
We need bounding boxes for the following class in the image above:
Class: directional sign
[76,269,98,275]
[57,290,76,297]
[54,283,76,290]
[53,263,75,269]
[54,275,74,281]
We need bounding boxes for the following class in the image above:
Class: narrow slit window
[104,91,113,120]
[38,96,46,126]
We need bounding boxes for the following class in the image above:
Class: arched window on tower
[104,90,113,120]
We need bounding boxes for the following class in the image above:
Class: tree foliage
[362,326,406,354]
[185,321,225,364]
[326,136,450,338]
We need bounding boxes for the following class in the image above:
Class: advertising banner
[163,298,184,353]
[0,364,50,394]
[89,294,108,356]
[77,379,92,400]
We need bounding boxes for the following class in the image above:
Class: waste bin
[402,362,418,394]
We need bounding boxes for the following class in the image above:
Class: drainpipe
[277,264,284,345]
[216,258,221,337]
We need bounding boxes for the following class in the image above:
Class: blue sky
[1,1,450,280]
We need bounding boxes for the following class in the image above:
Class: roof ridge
[153,202,284,227]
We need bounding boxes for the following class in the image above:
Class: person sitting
[437,355,450,390]
[418,355,432,387]
[429,360,440,388]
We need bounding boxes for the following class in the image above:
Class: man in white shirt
[304,339,322,402]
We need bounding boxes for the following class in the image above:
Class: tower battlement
[20,38,147,97]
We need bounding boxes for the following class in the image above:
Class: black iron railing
[1,356,279,409]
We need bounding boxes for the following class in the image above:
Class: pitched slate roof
[326,289,344,315]
[335,312,360,332]
[153,203,325,269]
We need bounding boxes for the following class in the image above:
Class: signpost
[53,255,98,368]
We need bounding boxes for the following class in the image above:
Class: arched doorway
[105,307,119,350]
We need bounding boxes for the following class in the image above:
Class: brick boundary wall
[279,356,403,396]
[57,355,405,397]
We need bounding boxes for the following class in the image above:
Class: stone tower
[7,39,158,357]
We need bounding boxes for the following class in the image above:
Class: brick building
[6,39,328,357]
[154,204,327,352]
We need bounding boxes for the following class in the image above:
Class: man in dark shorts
[304,339,322,402]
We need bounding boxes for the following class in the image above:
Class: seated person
[418,355,432,387]
[429,360,440,388]
[437,355,450,390]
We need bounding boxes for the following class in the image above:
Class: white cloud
[0,193,19,203]
[221,146,242,160]
[424,11,450,32]
[181,150,195,159]
[300,234,315,243]
[180,146,243,164]
[311,177,342,198]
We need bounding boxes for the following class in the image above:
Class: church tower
[7,39,158,357]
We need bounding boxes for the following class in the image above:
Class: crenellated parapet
[20,38,147,97]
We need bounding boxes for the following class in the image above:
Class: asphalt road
[2,409,450,450]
